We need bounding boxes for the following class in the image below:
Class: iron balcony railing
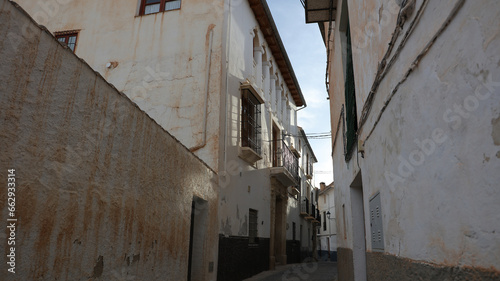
[280,140,299,184]
[301,197,309,214]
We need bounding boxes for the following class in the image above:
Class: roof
[248,0,306,107]
[298,127,318,162]
[319,181,334,195]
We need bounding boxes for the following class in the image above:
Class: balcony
[270,140,299,187]
[306,161,313,180]
[312,205,320,224]
[300,198,315,221]
[303,0,338,24]
[300,197,309,217]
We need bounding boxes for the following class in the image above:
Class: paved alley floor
[243,261,337,281]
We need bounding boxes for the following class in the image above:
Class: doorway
[350,172,367,281]
[187,196,208,281]
[272,124,279,167]
[274,197,284,265]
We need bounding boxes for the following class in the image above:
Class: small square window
[140,0,181,15]
[55,32,78,52]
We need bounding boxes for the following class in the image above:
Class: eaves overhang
[305,0,337,24]
[298,127,318,162]
[249,0,306,107]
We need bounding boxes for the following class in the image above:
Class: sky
[267,0,334,186]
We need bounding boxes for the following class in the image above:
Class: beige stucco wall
[0,1,219,279]
[13,0,226,171]
[329,0,500,273]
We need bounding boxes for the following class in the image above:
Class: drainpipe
[190,26,214,152]
[222,0,233,175]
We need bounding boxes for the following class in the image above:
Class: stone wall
[366,252,500,281]
[0,1,219,280]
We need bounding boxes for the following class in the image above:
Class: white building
[285,127,319,263]
[14,0,317,279]
[317,182,337,261]
[304,0,500,280]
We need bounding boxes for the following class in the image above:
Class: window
[241,87,262,155]
[292,222,296,241]
[342,204,347,239]
[249,209,258,244]
[341,0,358,161]
[55,32,78,52]
[323,212,327,231]
[140,0,181,15]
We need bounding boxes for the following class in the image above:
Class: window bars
[241,89,262,155]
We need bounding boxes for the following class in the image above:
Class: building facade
[285,127,319,264]
[12,0,317,280]
[318,182,337,261]
[305,0,500,280]
[0,1,219,280]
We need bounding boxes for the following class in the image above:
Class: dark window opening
[343,11,358,162]
[140,0,181,15]
[249,209,258,244]
[241,89,262,155]
[323,212,327,231]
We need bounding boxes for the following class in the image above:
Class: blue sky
[268,0,334,186]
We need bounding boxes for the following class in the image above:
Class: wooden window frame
[139,0,181,16]
[55,31,78,53]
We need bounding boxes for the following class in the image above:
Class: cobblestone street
[243,262,337,281]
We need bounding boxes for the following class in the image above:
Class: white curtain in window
[145,3,160,14]
[165,0,181,11]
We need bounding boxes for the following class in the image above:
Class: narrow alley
[1,0,499,280]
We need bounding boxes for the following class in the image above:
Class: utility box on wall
[369,192,384,251]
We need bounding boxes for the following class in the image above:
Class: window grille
[241,89,262,155]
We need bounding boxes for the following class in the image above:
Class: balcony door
[272,124,279,166]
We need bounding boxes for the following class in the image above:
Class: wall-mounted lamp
[326,211,331,219]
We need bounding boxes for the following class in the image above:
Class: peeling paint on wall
[0,1,219,279]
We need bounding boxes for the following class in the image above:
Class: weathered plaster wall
[329,0,500,278]
[318,187,337,259]
[0,1,219,280]
[14,0,225,171]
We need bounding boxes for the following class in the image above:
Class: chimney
[320,182,326,191]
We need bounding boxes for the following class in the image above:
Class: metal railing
[301,197,309,214]
[280,140,299,184]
